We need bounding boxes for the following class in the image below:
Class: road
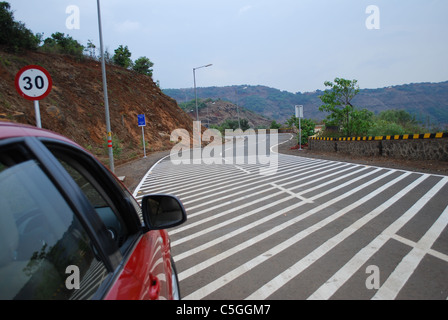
[134,133,448,300]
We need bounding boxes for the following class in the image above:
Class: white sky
[7,0,448,93]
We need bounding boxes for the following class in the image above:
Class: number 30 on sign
[15,65,53,101]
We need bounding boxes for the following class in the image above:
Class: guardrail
[309,132,448,161]
[310,132,448,141]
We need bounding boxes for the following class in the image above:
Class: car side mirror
[141,194,187,231]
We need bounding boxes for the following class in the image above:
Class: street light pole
[97,0,114,172]
[235,86,247,130]
[295,105,304,151]
[193,64,212,125]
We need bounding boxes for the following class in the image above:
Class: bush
[40,32,84,57]
[113,45,132,69]
[368,120,406,136]
[133,56,154,76]
[368,109,425,136]
[0,2,40,52]
[270,120,282,129]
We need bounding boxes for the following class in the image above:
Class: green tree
[41,32,84,57]
[113,45,132,68]
[368,120,406,136]
[287,116,316,145]
[349,108,373,136]
[270,120,282,129]
[133,56,154,77]
[239,119,250,131]
[319,78,373,137]
[85,40,96,58]
[221,119,240,131]
[368,109,423,136]
[0,2,40,52]
[377,109,420,132]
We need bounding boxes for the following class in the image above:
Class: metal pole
[193,64,212,127]
[295,105,303,151]
[34,100,42,128]
[193,68,198,122]
[97,0,114,173]
[235,87,241,130]
[142,126,146,158]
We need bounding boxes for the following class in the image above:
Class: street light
[193,64,213,125]
[97,0,114,173]
[235,86,247,130]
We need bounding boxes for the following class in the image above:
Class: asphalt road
[134,133,448,300]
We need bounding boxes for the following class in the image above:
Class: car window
[43,144,139,254]
[0,143,108,300]
[113,175,144,225]
[57,158,129,248]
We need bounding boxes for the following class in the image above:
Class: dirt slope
[0,48,195,166]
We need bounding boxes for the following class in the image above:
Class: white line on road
[182,169,405,299]
[308,176,448,300]
[271,183,314,203]
[184,162,357,214]
[245,173,428,300]
[373,193,448,299]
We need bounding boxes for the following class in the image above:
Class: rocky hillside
[0,48,194,165]
[183,99,271,128]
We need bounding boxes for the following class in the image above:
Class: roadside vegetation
[210,119,250,133]
[0,1,155,78]
[316,77,436,139]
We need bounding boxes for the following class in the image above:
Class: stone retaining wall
[309,133,448,161]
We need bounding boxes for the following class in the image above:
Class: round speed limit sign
[15,65,52,101]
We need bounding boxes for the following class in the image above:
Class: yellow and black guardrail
[310,132,448,142]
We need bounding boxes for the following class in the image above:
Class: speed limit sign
[15,65,53,128]
[15,65,52,101]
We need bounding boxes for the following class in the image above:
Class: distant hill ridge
[164,81,448,127]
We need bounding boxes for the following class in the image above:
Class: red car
[0,121,186,300]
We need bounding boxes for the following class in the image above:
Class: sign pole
[138,114,147,158]
[295,105,304,151]
[34,100,41,128]
[142,126,146,158]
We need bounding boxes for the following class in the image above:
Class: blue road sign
[138,114,146,127]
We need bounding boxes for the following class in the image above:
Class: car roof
[0,121,79,146]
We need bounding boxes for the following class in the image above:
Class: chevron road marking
[133,134,448,300]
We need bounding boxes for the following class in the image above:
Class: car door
[0,137,112,299]
[0,134,173,299]
[41,138,172,300]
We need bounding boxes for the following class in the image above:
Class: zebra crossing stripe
[246,174,431,300]
[182,170,409,300]
[308,176,448,300]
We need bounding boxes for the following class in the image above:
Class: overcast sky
[8,0,448,93]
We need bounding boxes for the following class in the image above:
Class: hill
[163,81,448,129]
[180,98,271,128]
[0,48,194,166]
